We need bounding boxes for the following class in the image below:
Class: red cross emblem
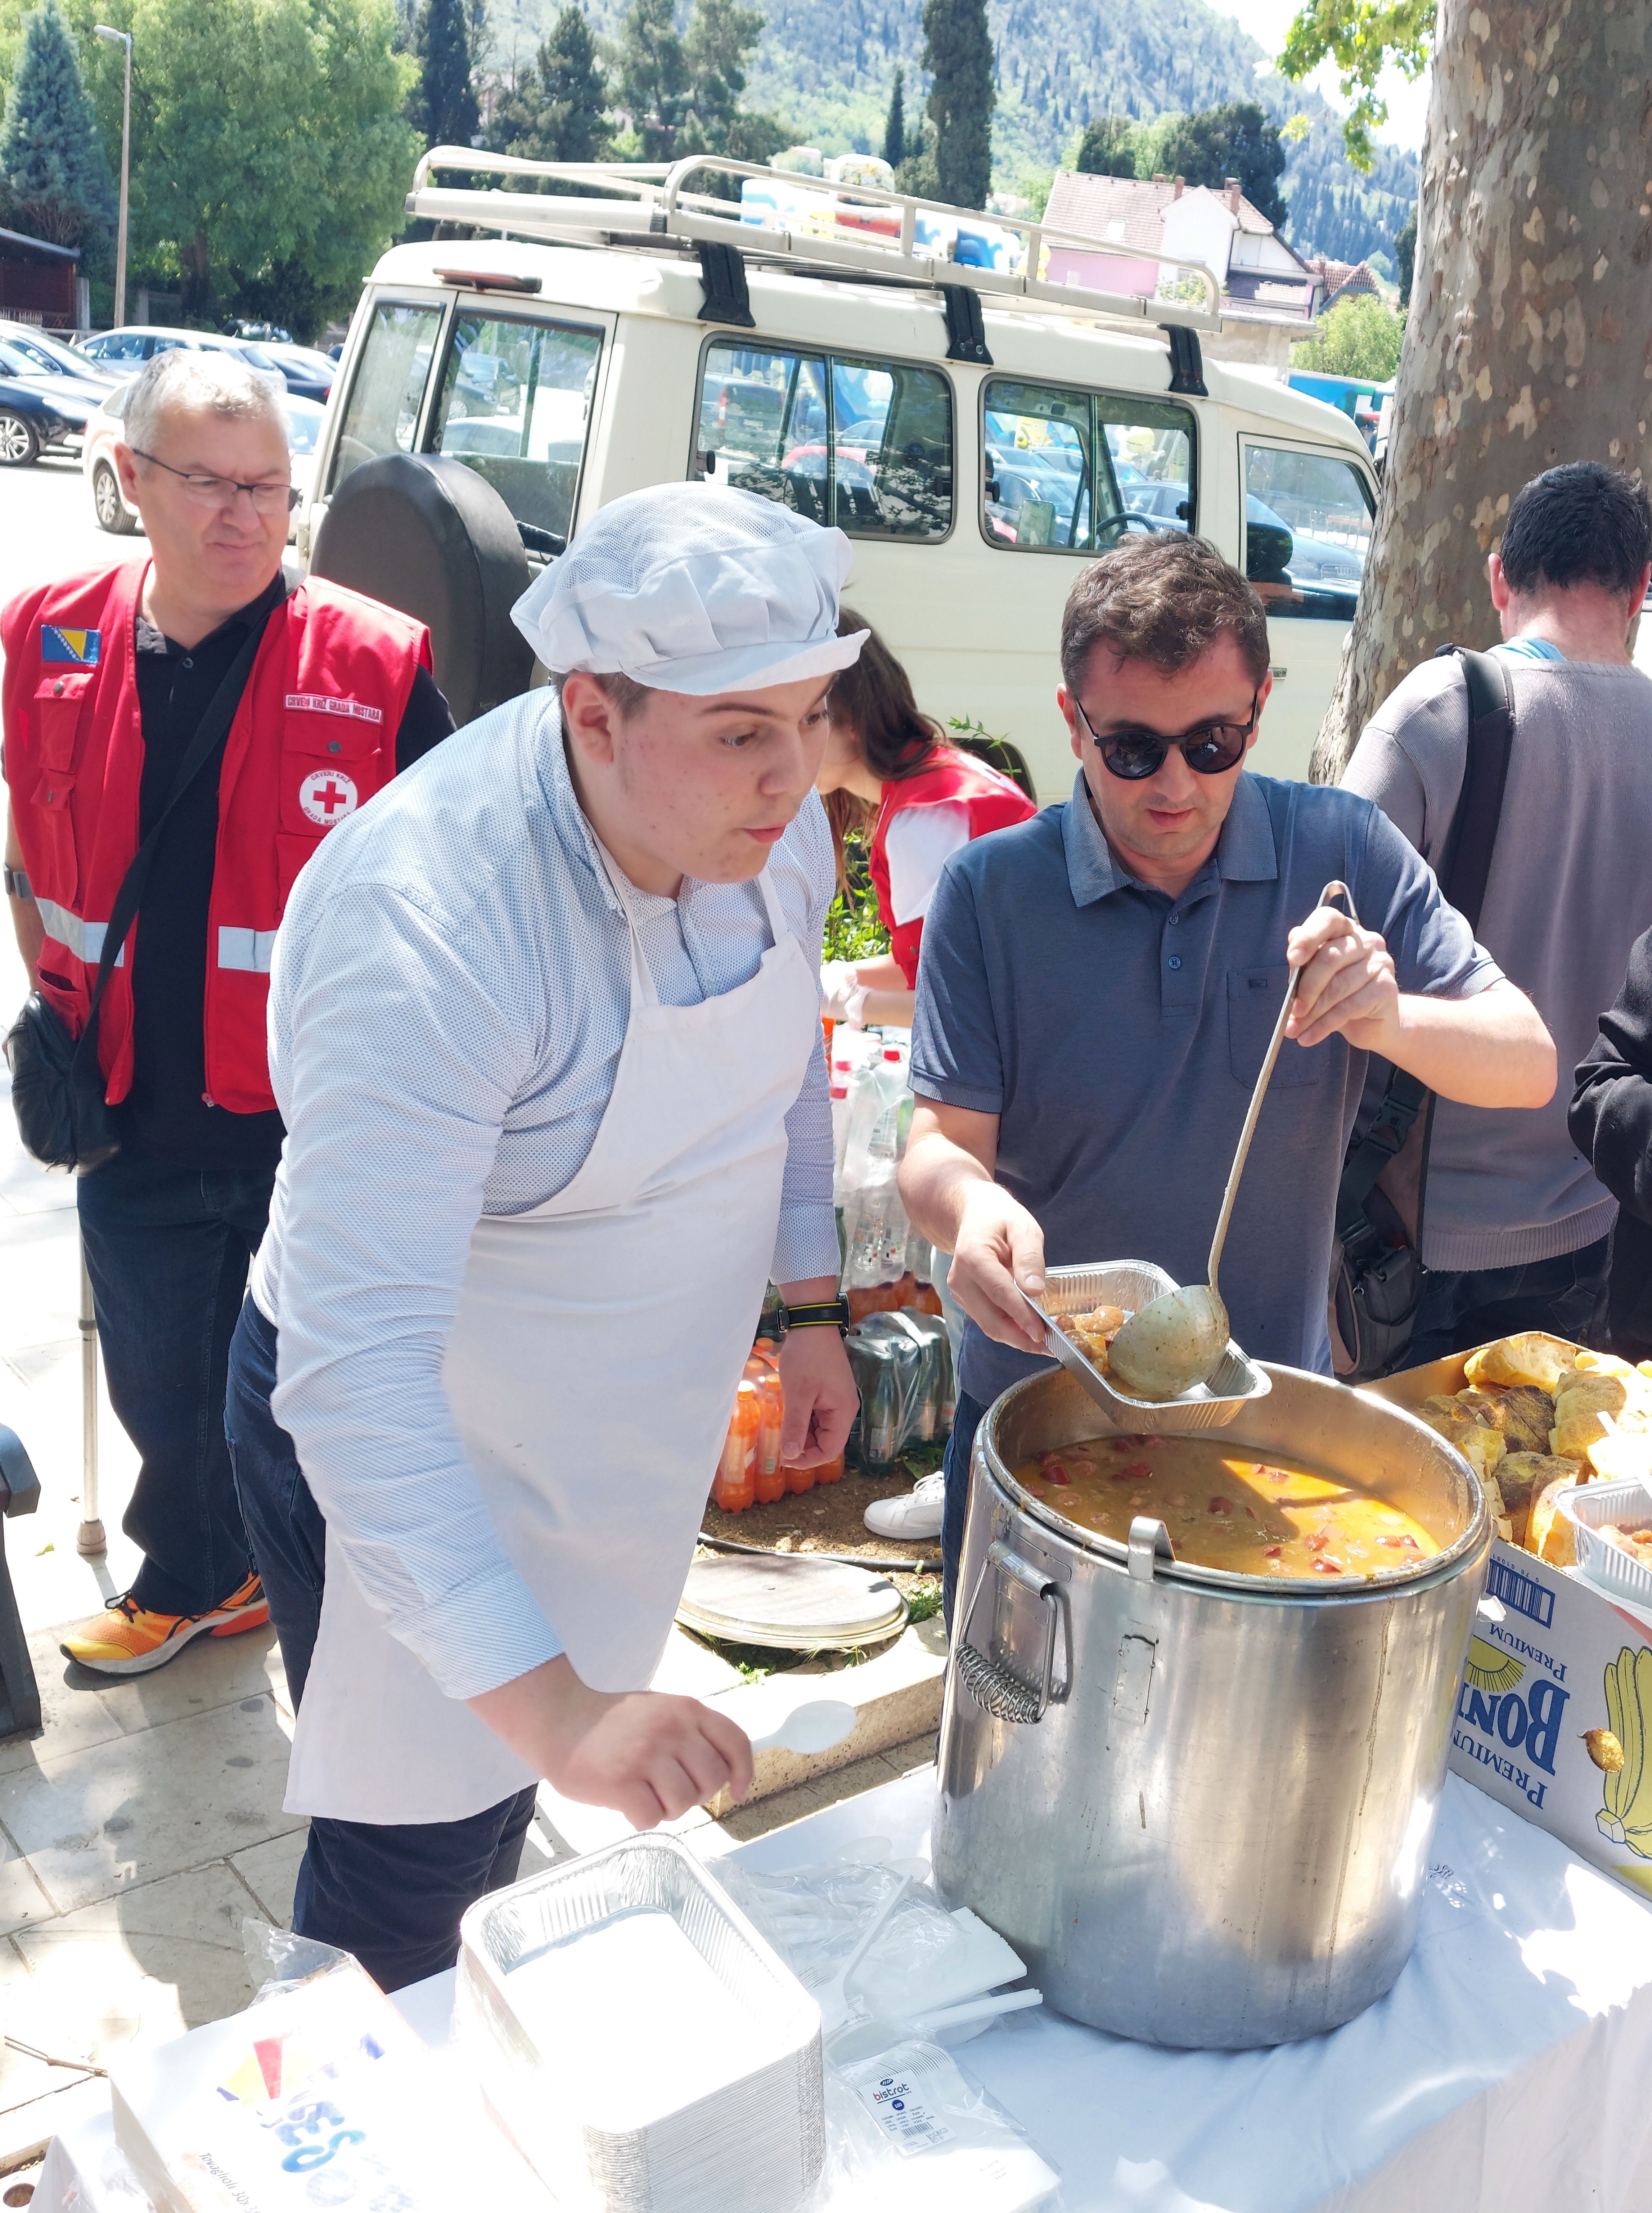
[299,767,359,827]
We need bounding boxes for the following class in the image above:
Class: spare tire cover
[310,453,534,728]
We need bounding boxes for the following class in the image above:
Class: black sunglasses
[1075,689,1261,781]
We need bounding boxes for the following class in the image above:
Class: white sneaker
[864,1469,946,1542]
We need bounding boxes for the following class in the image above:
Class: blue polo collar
[1062,769,1279,907]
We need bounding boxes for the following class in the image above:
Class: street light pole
[93,26,131,328]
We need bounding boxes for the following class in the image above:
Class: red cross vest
[868,747,1037,985]
[0,561,431,1114]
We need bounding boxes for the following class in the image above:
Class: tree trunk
[1309,0,1652,783]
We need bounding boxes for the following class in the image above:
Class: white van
[301,155,1378,796]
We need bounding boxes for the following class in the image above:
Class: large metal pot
[933,1364,1489,2048]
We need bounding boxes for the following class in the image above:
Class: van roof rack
[406,152,1225,351]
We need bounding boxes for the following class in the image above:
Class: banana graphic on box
[1597,1646,1652,1855]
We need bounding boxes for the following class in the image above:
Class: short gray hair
[124,347,287,456]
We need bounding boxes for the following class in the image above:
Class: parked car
[256,341,336,403]
[0,341,108,464]
[0,320,119,388]
[75,325,290,394]
[82,380,324,540]
[304,160,1380,786]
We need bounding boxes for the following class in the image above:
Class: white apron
[285,860,819,1824]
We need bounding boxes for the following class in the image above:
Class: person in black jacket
[1570,928,1652,1361]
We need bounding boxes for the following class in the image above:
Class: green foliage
[1155,98,1286,229]
[0,0,112,248]
[881,61,904,167]
[905,1579,943,1623]
[1393,204,1414,305]
[616,0,687,159]
[822,832,891,964]
[58,0,416,327]
[922,0,992,210]
[1074,112,1134,177]
[411,0,478,147]
[1278,0,1431,171]
[490,4,612,166]
[1292,290,1404,379]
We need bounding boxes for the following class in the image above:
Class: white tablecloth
[31,1769,1652,2213]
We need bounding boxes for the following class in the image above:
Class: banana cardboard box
[1371,1347,1652,1903]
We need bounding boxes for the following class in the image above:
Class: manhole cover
[678,1555,906,1650]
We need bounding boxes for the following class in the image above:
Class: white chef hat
[510,481,870,696]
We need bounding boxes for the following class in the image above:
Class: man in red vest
[2,348,450,1675]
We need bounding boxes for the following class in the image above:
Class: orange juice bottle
[712,1381,759,1512]
[813,1450,846,1486]
[783,1451,816,1497]
[753,1370,786,1500]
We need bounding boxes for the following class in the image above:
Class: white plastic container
[458,1833,824,2213]
[1561,1472,1652,1611]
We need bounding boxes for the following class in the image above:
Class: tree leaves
[0,0,114,248]
[1278,0,1433,172]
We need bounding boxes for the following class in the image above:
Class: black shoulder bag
[3,612,274,1174]
[1330,645,1515,1379]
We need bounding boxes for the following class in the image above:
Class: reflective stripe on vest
[217,926,278,975]
[36,896,120,966]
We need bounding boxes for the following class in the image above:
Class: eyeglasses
[131,447,299,514]
[1074,689,1261,781]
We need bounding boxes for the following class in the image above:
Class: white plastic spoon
[813,1874,913,2031]
[750,1698,857,1756]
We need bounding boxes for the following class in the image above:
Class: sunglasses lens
[1183,727,1248,774]
[1101,737,1166,781]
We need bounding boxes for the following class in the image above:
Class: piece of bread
[1551,1375,1638,1460]
[1527,1475,1578,1566]
[1493,1453,1575,1547]
[1457,1382,1555,1456]
[1417,1405,1506,1479]
[1480,1473,1514,1543]
[1588,1429,1652,1483]
[1463,1332,1578,1393]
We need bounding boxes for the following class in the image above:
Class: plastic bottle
[783,1450,816,1496]
[712,1381,759,1512]
[811,1450,845,1486]
[752,1367,786,1499]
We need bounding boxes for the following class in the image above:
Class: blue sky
[1207,0,1432,154]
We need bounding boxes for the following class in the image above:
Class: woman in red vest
[815,611,1036,1029]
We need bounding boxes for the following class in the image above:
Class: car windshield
[283,404,321,454]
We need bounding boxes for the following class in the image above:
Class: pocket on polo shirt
[1227,965,1327,1090]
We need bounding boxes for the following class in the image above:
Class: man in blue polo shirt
[899,534,1557,1611]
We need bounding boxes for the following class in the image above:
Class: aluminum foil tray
[1021,1260,1271,1434]
[458,1832,823,2213]
[1562,1473,1652,1613]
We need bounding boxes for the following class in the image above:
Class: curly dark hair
[1059,532,1270,696]
[820,607,947,888]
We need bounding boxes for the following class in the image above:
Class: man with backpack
[1341,461,1652,1364]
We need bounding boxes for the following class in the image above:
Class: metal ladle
[1106,880,1357,1403]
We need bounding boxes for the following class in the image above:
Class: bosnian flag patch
[42,627,100,665]
[285,693,383,725]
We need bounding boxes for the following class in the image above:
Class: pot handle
[955,1538,1062,1725]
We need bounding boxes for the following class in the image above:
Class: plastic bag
[240,1916,357,2005]
[810,2039,1061,2212]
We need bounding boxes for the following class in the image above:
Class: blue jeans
[1403,1234,1611,1371]
[225,1294,539,1991]
[941,1391,990,1628]
[77,1147,274,1616]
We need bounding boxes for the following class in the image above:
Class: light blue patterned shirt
[251,688,838,1701]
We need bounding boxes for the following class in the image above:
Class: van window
[982,381,1194,552]
[1242,444,1373,620]
[428,312,603,557]
[326,302,444,497]
[696,341,951,541]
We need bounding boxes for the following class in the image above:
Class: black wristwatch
[2,864,31,900]
[785,1296,851,1335]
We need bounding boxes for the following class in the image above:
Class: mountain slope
[485,0,1417,266]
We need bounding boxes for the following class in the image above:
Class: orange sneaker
[60,1573,270,1676]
